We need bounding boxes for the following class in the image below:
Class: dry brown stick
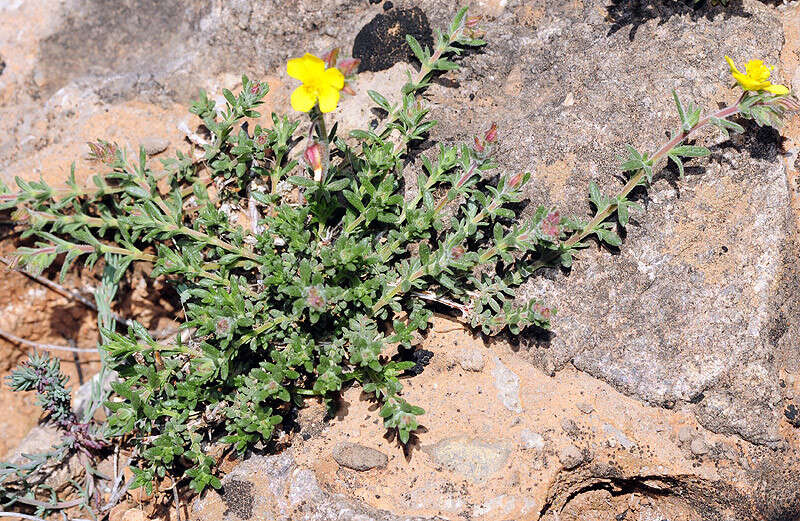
[0,328,98,354]
[0,257,135,328]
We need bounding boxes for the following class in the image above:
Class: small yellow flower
[287,53,345,113]
[725,56,789,95]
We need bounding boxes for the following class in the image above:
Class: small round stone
[690,438,709,455]
[558,444,583,469]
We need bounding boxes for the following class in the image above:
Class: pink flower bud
[337,57,361,76]
[255,133,268,146]
[484,122,498,143]
[250,82,261,95]
[304,141,325,182]
[541,211,560,238]
[306,286,326,310]
[465,16,480,29]
[322,48,340,69]
[473,135,485,153]
[508,172,523,189]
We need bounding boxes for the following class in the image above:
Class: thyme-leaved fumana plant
[0,6,797,497]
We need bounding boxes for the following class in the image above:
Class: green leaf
[367,90,391,111]
[668,153,685,179]
[671,145,710,158]
[287,176,317,188]
[406,35,426,63]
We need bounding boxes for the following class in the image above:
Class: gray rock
[575,402,594,415]
[492,356,522,413]
[519,429,545,451]
[558,444,584,470]
[462,0,796,448]
[423,437,511,483]
[140,136,169,156]
[332,442,388,471]
[192,450,432,521]
[455,347,485,372]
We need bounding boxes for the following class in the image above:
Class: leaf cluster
[0,8,562,494]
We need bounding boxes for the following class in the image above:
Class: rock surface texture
[2,0,800,520]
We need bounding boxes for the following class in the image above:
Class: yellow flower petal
[323,67,345,90]
[317,86,341,113]
[744,59,770,82]
[725,55,741,75]
[291,85,317,112]
[764,83,789,95]
[287,53,325,83]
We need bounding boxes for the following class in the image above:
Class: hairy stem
[564,104,739,248]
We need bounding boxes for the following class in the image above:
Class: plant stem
[563,104,739,249]
[373,29,462,144]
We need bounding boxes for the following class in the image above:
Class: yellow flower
[287,53,345,113]
[725,56,789,95]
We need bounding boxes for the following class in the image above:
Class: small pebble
[678,426,695,443]
[520,429,544,450]
[140,136,169,156]
[455,348,485,372]
[561,418,579,435]
[559,444,583,469]
[332,442,388,471]
[575,402,594,414]
[690,438,709,455]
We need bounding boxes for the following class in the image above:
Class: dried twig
[172,485,183,521]
[0,328,97,354]
[0,257,134,327]
[0,512,48,521]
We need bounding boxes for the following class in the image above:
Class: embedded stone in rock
[519,429,545,451]
[332,442,388,471]
[492,356,522,413]
[423,437,511,483]
[558,444,584,470]
[455,347,485,372]
[140,136,169,156]
[192,451,415,521]
[690,437,710,456]
[221,480,254,519]
[602,423,636,450]
[352,7,433,72]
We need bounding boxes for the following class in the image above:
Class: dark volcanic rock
[353,7,434,72]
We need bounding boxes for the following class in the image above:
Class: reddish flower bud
[484,122,498,143]
[337,57,361,76]
[304,141,325,182]
[250,82,261,95]
[451,245,465,260]
[306,286,326,310]
[508,172,523,189]
[465,16,480,29]
[342,84,356,96]
[473,135,485,153]
[216,317,231,335]
[541,211,560,238]
[322,48,340,69]
[255,133,269,146]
